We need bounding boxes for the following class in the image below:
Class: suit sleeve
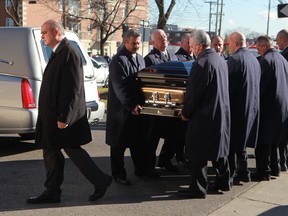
[109,57,137,111]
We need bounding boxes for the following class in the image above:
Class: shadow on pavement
[257,205,288,216]
[0,154,237,213]
[0,137,37,157]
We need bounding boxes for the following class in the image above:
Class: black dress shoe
[281,164,287,172]
[113,175,131,186]
[135,169,160,178]
[89,176,113,202]
[26,190,61,204]
[251,172,271,181]
[177,189,206,199]
[158,161,178,172]
[176,159,189,168]
[208,183,231,192]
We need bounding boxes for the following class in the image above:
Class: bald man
[227,32,261,183]
[276,29,288,171]
[276,29,288,61]
[143,29,180,173]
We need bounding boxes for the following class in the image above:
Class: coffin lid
[138,60,193,78]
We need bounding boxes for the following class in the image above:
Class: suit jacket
[258,48,288,145]
[281,46,288,61]
[175,47,193,61]
[144,47,178,67]
[227,47,260,151]
[106,46,145,147]
[182,48,230,161]
[36,38,92,149]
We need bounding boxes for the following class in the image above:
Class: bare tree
[5,0,21,26]
[155,0,176,29]
[38,0,142,55]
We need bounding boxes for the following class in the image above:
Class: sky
[149,0,288,38]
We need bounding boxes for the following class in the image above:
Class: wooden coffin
[137,61,193,117]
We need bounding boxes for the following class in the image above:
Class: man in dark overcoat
[255,35,288,180]
[143,29,180,173]
[106,29,156,186]
[227,32,261,183]
[179,30,231,198]
[27,19,112,204]
[276,29,288,171]
[175,33,194,61]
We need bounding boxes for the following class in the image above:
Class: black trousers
[228,149,250,179]
[141,115,185,169]
[279,140,288,166]
[158,119,187,163]
[255,142,280,176]
[110,144,144,177]
[43,146,108,193]
[188,157,230,195]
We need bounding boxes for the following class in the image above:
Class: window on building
[88,23,92,35]
[69,0,79,16]
[6,18,14,26]
[59,0,64,11]
[70,22,80,32]
[6,0,12,7]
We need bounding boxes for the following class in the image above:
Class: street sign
[278,4,288,18]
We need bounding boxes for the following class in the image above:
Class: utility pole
[215,0,219,35]
[218,0,224,35]
[267,0,271,35]
[205,1,215,36]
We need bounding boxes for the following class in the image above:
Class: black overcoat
[227,47,261,151]
[281,46,288,61]
[35,38,92,149]
[175,47,194,61]
[106,46,145,147]
[182,48,230,161]
[144,48,178,67]
[258,48,288,145]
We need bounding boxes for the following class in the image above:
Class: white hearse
[0,27,105,139]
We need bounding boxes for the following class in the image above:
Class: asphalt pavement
[0,119,288,216]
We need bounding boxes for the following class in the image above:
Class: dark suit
[143,48,180,170]
[281,46,288,61]
[182,48,231,195]
[36,38,109,195]
[227,47,260,181]
[106,46,145,177]
[256,48,288,177]
[175,47,193,61]
[279,46,288,169]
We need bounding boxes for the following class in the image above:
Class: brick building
[0,0,149,57]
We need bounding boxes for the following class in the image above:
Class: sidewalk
[208,172,288,216]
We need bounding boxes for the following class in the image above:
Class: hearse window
[40,39,87,65]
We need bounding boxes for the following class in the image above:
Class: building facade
[0,0,149,57]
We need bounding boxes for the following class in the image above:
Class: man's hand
[178,110,188,121]
[57,121,68,129]
[131,104,142,115]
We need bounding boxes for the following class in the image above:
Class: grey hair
[123,29,141,41]
[193,29,211,47]
[151,29,165,41]
[45,19,65,36]
[256,35,273,47]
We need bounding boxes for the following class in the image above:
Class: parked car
[90,57,109,87]
[0,27,105,139]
